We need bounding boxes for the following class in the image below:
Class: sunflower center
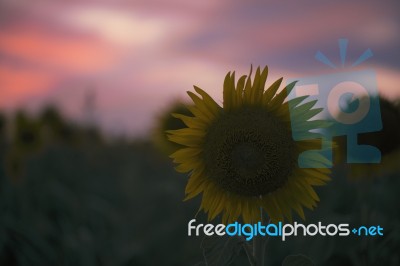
[203,106,296,196]
[231,143,264,176]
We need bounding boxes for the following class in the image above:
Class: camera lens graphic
[327,81,370,125]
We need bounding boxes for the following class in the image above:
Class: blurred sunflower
[39,106,76,143]
[152,102,193,155]
[5,111,43,180]
[0,113,6,143]
[167,66,331,223]
[346,96,400,179]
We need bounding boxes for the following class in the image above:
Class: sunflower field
[0,91,399,265]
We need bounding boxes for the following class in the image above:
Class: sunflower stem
[252,208,266,265]
[253,233,263,265]
[242,240,256,266]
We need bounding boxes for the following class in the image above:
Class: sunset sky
[1,0,399,136]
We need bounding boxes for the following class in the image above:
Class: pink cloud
[0,65,56,108]
[170,1,398,65]
[0,0,398,136]
[0,21,126,110]
[0,24,120,74]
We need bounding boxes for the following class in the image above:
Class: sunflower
[167,66,331,223]
[152,101,193,155]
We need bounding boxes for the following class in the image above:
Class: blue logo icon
[288,39,382,168]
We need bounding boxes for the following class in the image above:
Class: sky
[0,0,399,136]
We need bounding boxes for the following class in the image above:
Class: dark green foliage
[0,109,201,266]
[282,254,314,266]
[263,165,400,266]
[1,107,399,266]
[200,235,245,266]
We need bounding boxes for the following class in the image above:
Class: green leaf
[201,235,244,266]
[282,254,315,266]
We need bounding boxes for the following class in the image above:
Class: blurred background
[0,0,399,265]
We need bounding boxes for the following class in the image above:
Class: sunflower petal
[294,100,318,114]
[170,147,201,160]
[193,86,221,115]
[186,106,212,123]
[209,192,226,220]
[185,173,207,195]
[261,196,281,222]
[298,180,320,202]
[251,67,261,104]
[243,65,253,104]
[236,75,247,106]
[175,160,202,173]
[270,81,297,108]
[263,77,283,104]
[295,108,323,122]
[171,113,206,129]
[187,91,215,120]
[290,179,317,209]
[230,72,238,108]
[167,127,205,136]
[259,66,269,92]
[288,95,309,108]
[167,133,202,147]
[302,169,331,182]
[223,72,233,110]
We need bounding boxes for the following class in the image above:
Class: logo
[288,39,382,168]
[188,219,384,241]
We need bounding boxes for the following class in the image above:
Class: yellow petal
[185,173,207,195]
[223,72,233,111]
[167,133,202,147]
[251,67,261,104]
[236,75,247,107]
[243,65,253,104]
[171,113,206,129]
[193,86,221,115]
[263,77,282,104]
[187,106,213,123]
[167,128,205,137]
[187,91,215,120]
[269,81,297,109]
